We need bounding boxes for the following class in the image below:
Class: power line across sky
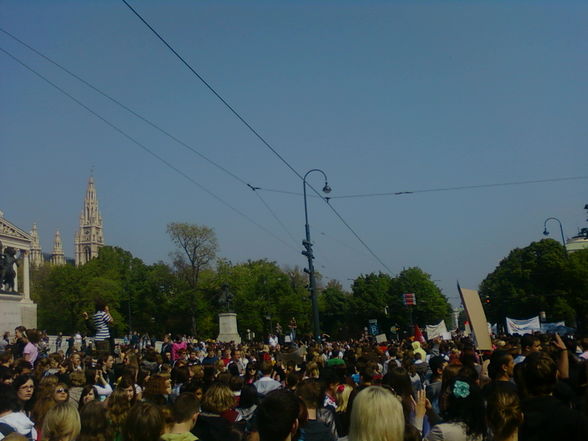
[1,1,586,304]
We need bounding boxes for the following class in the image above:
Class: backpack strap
[0,422,15,436]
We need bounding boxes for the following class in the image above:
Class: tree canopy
[480,239,588,330]
[32,224,453,339]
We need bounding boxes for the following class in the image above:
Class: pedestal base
[217,313,241,344]
[0,294,37,333]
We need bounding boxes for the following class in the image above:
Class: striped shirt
[93,311,111,341]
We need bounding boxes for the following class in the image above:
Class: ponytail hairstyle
[443,377,486,438]
[486,390,523,441]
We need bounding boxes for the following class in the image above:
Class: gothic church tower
[75,175,104,266]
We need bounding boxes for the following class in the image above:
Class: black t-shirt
[299,420,336,441]
[192,414,241,441]
[521,395,588,441]
[483,379,518,398]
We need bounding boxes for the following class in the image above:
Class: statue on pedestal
[218,283,234,312]
[0,245,18,293]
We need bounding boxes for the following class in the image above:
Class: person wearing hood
[411,341,427,361]
[0,383,37,441]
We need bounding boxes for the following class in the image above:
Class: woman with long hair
[85,367,112,401]
[235,384,259,423]
[13,374,35,415]
[335,384,353,438]
[78,385,99,411]
[79,400,112,441]
[107,388,132,441]
[116,377,137,406]
[142,374,172,406]
[243,364,258,385]
[32,376,66,437]
[41,403,80,441]
[424,377,486,441]
[348,386,404,441]
[53,383,69,404]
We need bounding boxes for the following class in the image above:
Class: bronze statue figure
[0,246,18,292]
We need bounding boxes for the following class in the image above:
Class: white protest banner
[540,321,565,333]
[506,316,540,335]
[426,320,447,340]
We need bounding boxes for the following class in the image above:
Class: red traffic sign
[403,293,416,306]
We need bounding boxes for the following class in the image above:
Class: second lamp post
[302,169,331,341]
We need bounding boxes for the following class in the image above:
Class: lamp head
[543,229,549,236]
[322,183,332,194]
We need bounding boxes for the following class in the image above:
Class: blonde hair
[201,382,235,414]
[42,403,81,441]
[348,386,404,441]
[335,384,353,413]
[305,361,320,379]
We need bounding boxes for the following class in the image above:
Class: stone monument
[0,211,37,334]
[216,284,241,343]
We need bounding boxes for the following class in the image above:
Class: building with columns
[0,175,106,332]
[75,175,104,266]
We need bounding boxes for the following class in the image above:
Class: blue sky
[1,0,587,307]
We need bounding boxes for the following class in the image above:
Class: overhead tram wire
[0,46,299,254]
[0,27,248,188]
[249,186,299,248]
[0,27,302,249]
[121,0,395,274]
[328,176,588,199]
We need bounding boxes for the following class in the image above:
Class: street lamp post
[543,217,567,248]
[302,169,331,341]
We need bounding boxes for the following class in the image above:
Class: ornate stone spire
[75,174,104,265]
[29,223,43,267]
[50,230,66,265]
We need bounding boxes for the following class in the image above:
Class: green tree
[566,248,588,329]
[34,264,86,333]
[390,267,452,329]
[481,241,588,330]
[319,280,350,337]
[167,222,218,335]
[348,269,451,338]
[349,273,394,335]
[480,239,572,326]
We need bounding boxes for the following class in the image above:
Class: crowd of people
[1,305,588,441]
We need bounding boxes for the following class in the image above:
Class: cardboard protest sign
[458,284,493,351]
[375,333,387,344]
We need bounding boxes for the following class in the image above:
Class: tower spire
[29,223,43,267]
[50,230,66,265]
[75,174,104,265]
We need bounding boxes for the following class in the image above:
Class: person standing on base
[82,299,113,355]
